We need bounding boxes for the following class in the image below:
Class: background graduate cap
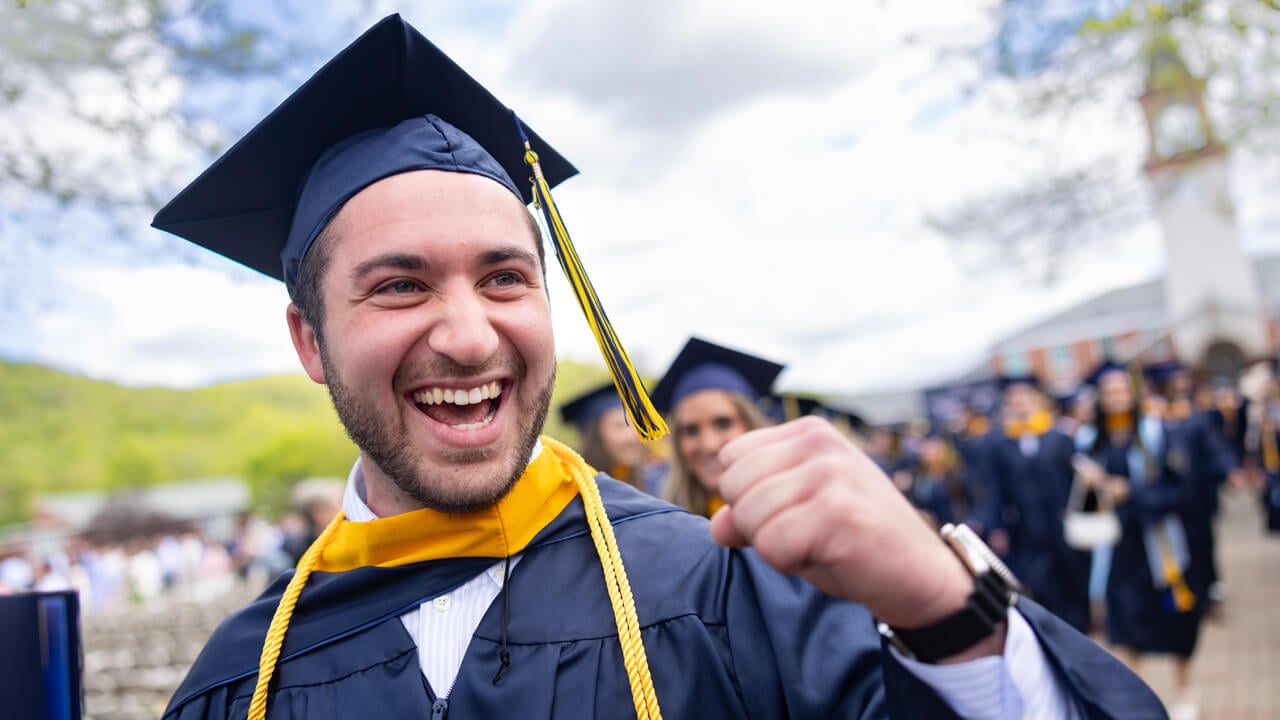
[1083,358,1130,387]
[759,394,822,424]
[559,382,624,431]
[760,393,867,430]
[152,13,667,440]
[651,338,785,415]
[996,373,1042,391]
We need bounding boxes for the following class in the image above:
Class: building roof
[34,477,250,531]
[991,254,1280,355]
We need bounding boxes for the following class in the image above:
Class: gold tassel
[514,115,667,441]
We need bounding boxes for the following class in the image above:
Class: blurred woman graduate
[985,375,1091,634]
[651,338,780,518]
[901,430,991,533]
[559,383,667,497]
[1074,362,1204,717]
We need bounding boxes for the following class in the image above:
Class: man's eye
[377,280,422,295]
[486,272,521,288]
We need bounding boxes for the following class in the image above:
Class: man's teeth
[413,381,503,407]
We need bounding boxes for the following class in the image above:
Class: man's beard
[322,347,554,514]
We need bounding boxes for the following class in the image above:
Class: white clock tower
[1139,33,1272,376]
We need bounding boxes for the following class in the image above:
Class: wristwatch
[878,523,1023,663]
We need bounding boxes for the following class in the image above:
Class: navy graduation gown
[165,478,1164,719]
[1164,411,1234,595]
[986,430,1092,634]
[1086,424,1202,657]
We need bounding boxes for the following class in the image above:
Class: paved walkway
[1126,490,1280,719]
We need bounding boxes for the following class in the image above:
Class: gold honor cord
[513,114,668,442]
[247,440,662,720]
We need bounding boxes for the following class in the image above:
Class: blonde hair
[662,391,770,517]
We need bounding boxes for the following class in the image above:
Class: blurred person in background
[902,431,979,531]
[987,375,1090,634]
[1239,361,1280,533]
[1074,362,1203,719]
[1148,363,1237,611]
[0,550,33,593]
[559,382,665,496]
[651,338,780,518]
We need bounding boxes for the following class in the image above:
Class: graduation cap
[997,373,1042,392]
[759,394,822,424]
[152,13,666,441]
[0,591,82,720]
[1083,358,1131,388]
[559,382,624,431]
[760,393,867,431]
[651,338,784,415]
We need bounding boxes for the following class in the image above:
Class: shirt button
[433,595,451,612]
[493,565,505,580]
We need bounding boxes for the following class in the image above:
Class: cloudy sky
[4,0,1278,396]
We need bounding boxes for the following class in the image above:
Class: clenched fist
[709,416,983,635]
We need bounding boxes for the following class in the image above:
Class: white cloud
[10,0,1280,397]
[28,263,300,388]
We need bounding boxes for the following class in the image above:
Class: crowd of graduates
[560,336,1280,714]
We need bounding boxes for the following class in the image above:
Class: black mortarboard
[1142,361,1189,392]
[1083,358,1130,387]
[759,394,822,423]
[0,591,81,720]
[997,373,1041,392]
[759,393,867,431]
[651,338,785,415]
[152,14,669,441]
[559,382,624,431]
[152,14,574,286]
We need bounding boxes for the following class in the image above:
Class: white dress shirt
[342,453,1081,718]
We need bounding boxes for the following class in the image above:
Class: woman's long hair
[662,391,770,517]
[1090,370,1147,456]
[578,415,644,490]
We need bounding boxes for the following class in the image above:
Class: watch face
[1154,102,1207,157]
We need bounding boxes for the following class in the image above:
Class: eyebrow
[349,253,429,283]
[479,246,540,268]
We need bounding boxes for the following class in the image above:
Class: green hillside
[0,358,614,527]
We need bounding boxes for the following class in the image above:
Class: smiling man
[156,15,1167,720]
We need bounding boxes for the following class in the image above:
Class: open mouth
[410,380,504,431]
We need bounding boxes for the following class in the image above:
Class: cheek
[497,301,554,370]
[327,312,422,383]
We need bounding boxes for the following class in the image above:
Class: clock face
[1154,102,1207,158]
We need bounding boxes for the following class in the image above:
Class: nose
[426,289,500,367]
[698,427,728,458]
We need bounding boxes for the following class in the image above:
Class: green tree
[104,434,163,490]
[244,422,356,516]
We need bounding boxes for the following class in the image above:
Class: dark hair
[287,205,547,345]
[287,221,338,346]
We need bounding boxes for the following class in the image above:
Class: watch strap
[885,570,1010,663]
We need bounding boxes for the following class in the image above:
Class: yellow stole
[1103,413,1135,434]
[315,446,581,571]
[249,437,664,720]
[1004,411,1053,438]
[706,494,726,518]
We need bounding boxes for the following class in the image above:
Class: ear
[287,304,327,384]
